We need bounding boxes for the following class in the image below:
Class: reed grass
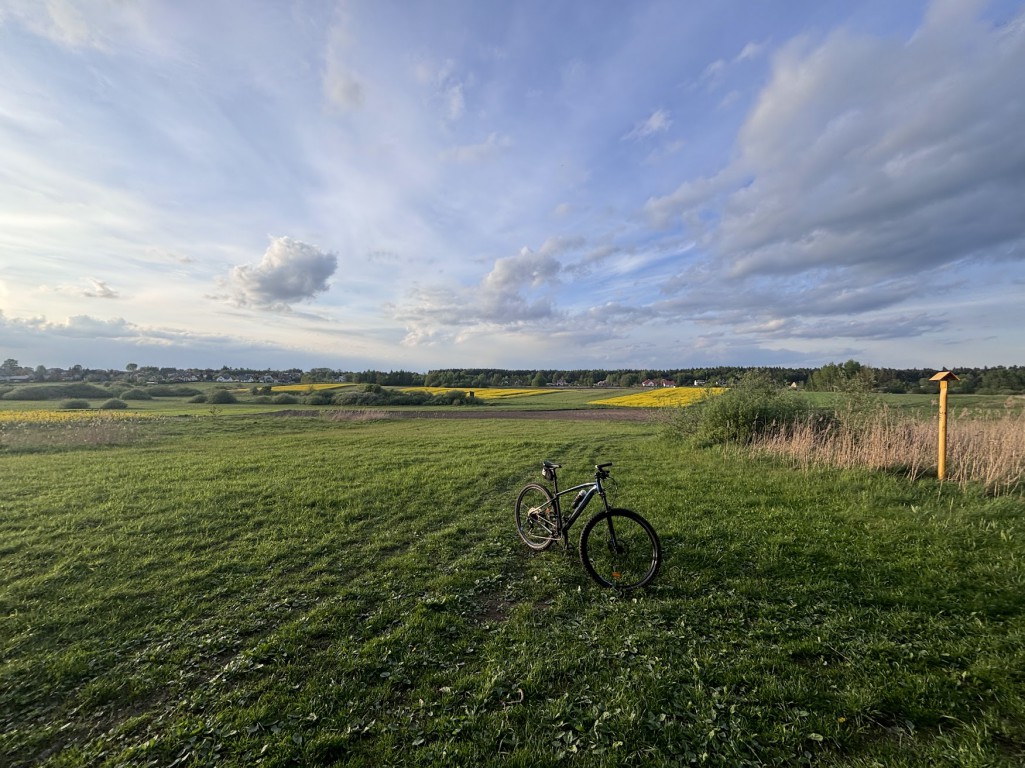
[750,404,1025,495]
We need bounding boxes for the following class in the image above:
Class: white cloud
[735,41,765,62]
[648,2,1025,289]
[228,237,338,309]
[623,108,672,140]
[83,278,119,299]
[483,245,562,293]
[398,243,567,347]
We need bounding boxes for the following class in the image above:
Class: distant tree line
[2,358,1024,394]
[807,360,1025,394]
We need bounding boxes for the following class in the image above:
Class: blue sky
[1,0,1023,372]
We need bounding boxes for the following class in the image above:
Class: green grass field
[1,412,1023,766]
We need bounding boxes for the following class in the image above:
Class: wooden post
[929,372,959,481]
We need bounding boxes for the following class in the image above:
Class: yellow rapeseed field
[590,387,725,408]
[0,409,155,424]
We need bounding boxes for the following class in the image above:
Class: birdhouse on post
[929,371,960,480]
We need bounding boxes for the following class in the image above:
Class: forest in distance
[3,358,1025,394]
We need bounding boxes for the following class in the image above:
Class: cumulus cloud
[483,244,563,294]
[228,236,338,309]
[397,242,569,347]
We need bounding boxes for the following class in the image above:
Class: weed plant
[660,372,811,446]
[1,415,1022,766]
[752,403,1025,495]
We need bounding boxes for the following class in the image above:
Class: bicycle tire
[515,483,559,551]
[579,508,661,589]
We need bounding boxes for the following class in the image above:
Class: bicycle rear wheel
[580,509,661,589]
[515,483,559,551]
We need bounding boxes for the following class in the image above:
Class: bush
[665,372,811,446]
[120,388,153,400]
[207,389,238,404]
[61,399,91,409]
[99,398,128,410]
[3,383,111,401]
[272,394,298,405]
[304,392,334,406]
[188,394,208,403]
[330,387,476,407]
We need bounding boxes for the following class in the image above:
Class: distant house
[693,380,706,387]
[641,379,657,388]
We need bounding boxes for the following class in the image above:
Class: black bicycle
[515,460,661,589]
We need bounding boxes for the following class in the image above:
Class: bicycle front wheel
[515,483,559,551]
[580,509,661,589]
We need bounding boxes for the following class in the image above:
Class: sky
[1,0,1023,373]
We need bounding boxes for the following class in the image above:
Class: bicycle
[514,460,661,589]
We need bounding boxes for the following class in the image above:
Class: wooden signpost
[929,371,960,480]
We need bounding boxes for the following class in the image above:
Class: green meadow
[1,407,1023,766]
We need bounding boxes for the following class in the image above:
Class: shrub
[61,399,91,409]
[666,371,811,446]
[272,394,298,405]
[3,383,111,401]
[333,390,386,406]
[330,387,476,407]
[120,388,153,400]
[188,394,208,403]
[99,398,128,410]
[304,392,334,406]
[207,389,238,404]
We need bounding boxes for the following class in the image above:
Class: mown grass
[1,414,1023,766]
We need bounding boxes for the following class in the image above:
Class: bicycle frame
[547,472,609,546]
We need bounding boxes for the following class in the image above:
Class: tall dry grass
[750,404,1025,495]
